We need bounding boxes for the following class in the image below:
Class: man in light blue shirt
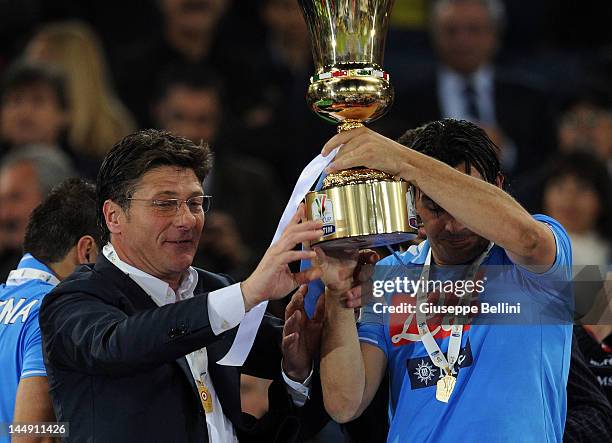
[0,178,99,441]
[317,119,573,442]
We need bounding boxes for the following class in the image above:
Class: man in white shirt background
[377,0,558,180]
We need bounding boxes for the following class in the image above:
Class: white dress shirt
[437,65,518,171]
[103,244,312,441]
[104,244,240,442]
[437,65,496,125]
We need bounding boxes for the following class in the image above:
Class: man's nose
[173,202,197,229]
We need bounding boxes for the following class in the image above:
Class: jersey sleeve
[509,215,574,320]
[513,215,573,283]
[20,303,47,379]
[358,322,388,358]
[358,296,389,358]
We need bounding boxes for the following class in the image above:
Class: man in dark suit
[379,0,557,178]
[39,129,328,442]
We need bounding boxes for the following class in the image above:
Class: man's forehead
[453,161,484,179]
[134,166,203,193]
[167,85,218,104]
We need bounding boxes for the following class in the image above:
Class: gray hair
[0,145,76,197]
[431,0,507,31]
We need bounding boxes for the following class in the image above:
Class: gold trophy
[299,0,417,250]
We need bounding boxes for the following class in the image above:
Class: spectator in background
[513,84,612,213]
[0,61,68,157]
[542,151,612,271]
[245,0,312,130]
[235,0,334,189]
[0,178,99,443]
[379,0,558,178]
[558,90,612,173]
[0,60,99,178]
[541,149,612,411]
[24,21,136,162]
[153,65,284,280]
[0,147,75,281]
[542,152,612,406]
[156,0,230,62]
[114,0,256,128]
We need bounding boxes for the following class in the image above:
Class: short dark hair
[0,60,68,110]
[23,178,100,264]
[97,129,213,244]
[543,151,612,243]
[397,119,501,184]
[153,63,225,105]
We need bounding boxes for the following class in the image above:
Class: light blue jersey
[0,254,58,436]
[358,215,573,443]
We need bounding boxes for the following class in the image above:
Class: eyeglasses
[127,195,212,215]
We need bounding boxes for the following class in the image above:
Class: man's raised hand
[241,204,323,311]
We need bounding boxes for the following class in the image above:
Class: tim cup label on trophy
[312,194,336,236]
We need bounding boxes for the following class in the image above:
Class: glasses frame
[127,195,212,215]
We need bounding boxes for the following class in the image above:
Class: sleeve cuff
[281,361,313,407]
[207,283,246,335]
[20,369,47,379]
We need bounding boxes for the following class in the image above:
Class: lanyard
[6,268,60,286]
[415,243,492,376]
[186,349,216,414]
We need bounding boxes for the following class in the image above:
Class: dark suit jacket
[39,255,327,442]
[374,66,558,178]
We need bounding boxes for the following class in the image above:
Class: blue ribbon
[302,173,327,318]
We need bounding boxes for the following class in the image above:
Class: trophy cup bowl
[307,65,393,125]
[299,0,417,250]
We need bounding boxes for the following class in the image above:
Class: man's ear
[103,199,124,237]
[413,186,423,214]
[75,235,98,264]
[495,173,505,190]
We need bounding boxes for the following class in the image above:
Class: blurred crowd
[0,0,610,439]
[0,0,610,280]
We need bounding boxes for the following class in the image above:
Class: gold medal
[196,379,214,413]
[436,371,456,403]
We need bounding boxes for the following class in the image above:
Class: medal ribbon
[415,243,493,375]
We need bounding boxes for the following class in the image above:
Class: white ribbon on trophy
[217,148,338,366]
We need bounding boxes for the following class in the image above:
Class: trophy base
[313,232,418,252]
[305,175,418,251]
